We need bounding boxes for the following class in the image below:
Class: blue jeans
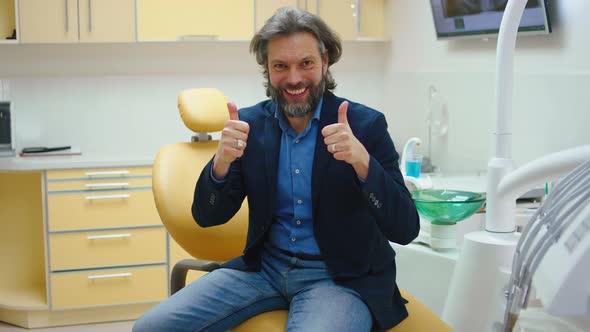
[133,246,372,332]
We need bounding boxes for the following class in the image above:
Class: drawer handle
[88,272,132,280]
[85,182,129,189]
[87,233,131,240]
[85,194,130,200]
[85,170,130,177]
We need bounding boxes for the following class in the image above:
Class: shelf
[0,172,47,312]
[0,287,48,310]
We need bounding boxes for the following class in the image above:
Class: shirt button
[291,237,296,242]
[295,169,300,174]
[295,139,300,143]
[297,199,302,204]
[296,220,302,225]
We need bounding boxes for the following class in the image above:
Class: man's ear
[322,53,329,74]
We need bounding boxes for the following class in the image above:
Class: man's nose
[286,68,303,85]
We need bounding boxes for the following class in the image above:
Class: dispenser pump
[400,137,422,176]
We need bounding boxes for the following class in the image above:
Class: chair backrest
[152,88,249,262]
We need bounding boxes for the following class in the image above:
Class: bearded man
[134,7,419,332]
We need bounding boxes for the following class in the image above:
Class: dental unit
[440,0,590,331]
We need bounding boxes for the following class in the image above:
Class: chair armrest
[171,258,221,295]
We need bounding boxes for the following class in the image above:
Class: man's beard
[269,76,326,118]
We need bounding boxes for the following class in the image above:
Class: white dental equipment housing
[440,0,590,331]
[534,201,590,317]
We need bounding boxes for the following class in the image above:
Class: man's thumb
[227,102,239,121]
[338,101,349,124]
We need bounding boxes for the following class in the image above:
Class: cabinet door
[19,0,78,43]
[0,0,17,42]
[358,0,384,39]
[138,0,254,41]
[318,0,357,40]
[255,0,297,32]
[302,0,319,15]
[78,0,136,43]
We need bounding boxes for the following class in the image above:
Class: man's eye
[302,61,313,67]
[274,64,286,71]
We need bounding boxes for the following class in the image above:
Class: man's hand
[212,102,250,179]
[321,101,370,180]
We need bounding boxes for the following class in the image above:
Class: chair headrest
[178,88,229,133]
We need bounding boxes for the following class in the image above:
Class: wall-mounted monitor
[430,0,552,39]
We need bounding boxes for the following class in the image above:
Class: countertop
[0,153,155,171]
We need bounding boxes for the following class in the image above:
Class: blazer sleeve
[361,113,420,245]
[191,157,246,228]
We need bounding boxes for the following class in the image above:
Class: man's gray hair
[250,7,342,96]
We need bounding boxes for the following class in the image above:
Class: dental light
[441,0,590,331]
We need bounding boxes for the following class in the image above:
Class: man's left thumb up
[338,101,349,124]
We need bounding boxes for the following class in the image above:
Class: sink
[411,189,486,225]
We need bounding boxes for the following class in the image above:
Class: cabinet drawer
[50,228,166,271]
[47,177,152,192]
[48,190,161,231]
[51,265,167,309]
[47,167,152,180]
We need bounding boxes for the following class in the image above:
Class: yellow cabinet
[46,166,167,309]
[255,0,319,31]
[78,0,136,43]
[255,0,383,41]
[0,172,47,310]
[358,0,385,39]
[318,0,384,41]
[18,0,78,43]
[0,0,17,42]
[0,166,167,328]
[138,0,254,41]
[50,228,167,270]
[47,189,161,231]
[51,265,167,309]
[256,0,296,31]
[19,0,136,43]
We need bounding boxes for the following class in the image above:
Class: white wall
[0,41,386,157]
[1,0,589,174]
[385,0,590,174]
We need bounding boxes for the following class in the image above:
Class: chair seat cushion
[229,289,453,331]
[230,310,288,332]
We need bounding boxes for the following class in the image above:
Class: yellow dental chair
[152,88,453,332]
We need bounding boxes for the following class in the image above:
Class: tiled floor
[0,321,134,332]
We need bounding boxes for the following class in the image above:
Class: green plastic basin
[411,189,486,225]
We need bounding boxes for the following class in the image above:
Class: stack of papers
[19,146,81,157]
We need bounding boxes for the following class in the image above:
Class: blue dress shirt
[211,99,325,256]
[267,99,323,256]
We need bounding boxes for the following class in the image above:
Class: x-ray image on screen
[442,0,540,18]
[430,0,550,39]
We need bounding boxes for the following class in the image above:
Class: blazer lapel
[312,92,339,215]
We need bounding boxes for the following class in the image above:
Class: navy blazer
[193,91,419,329]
